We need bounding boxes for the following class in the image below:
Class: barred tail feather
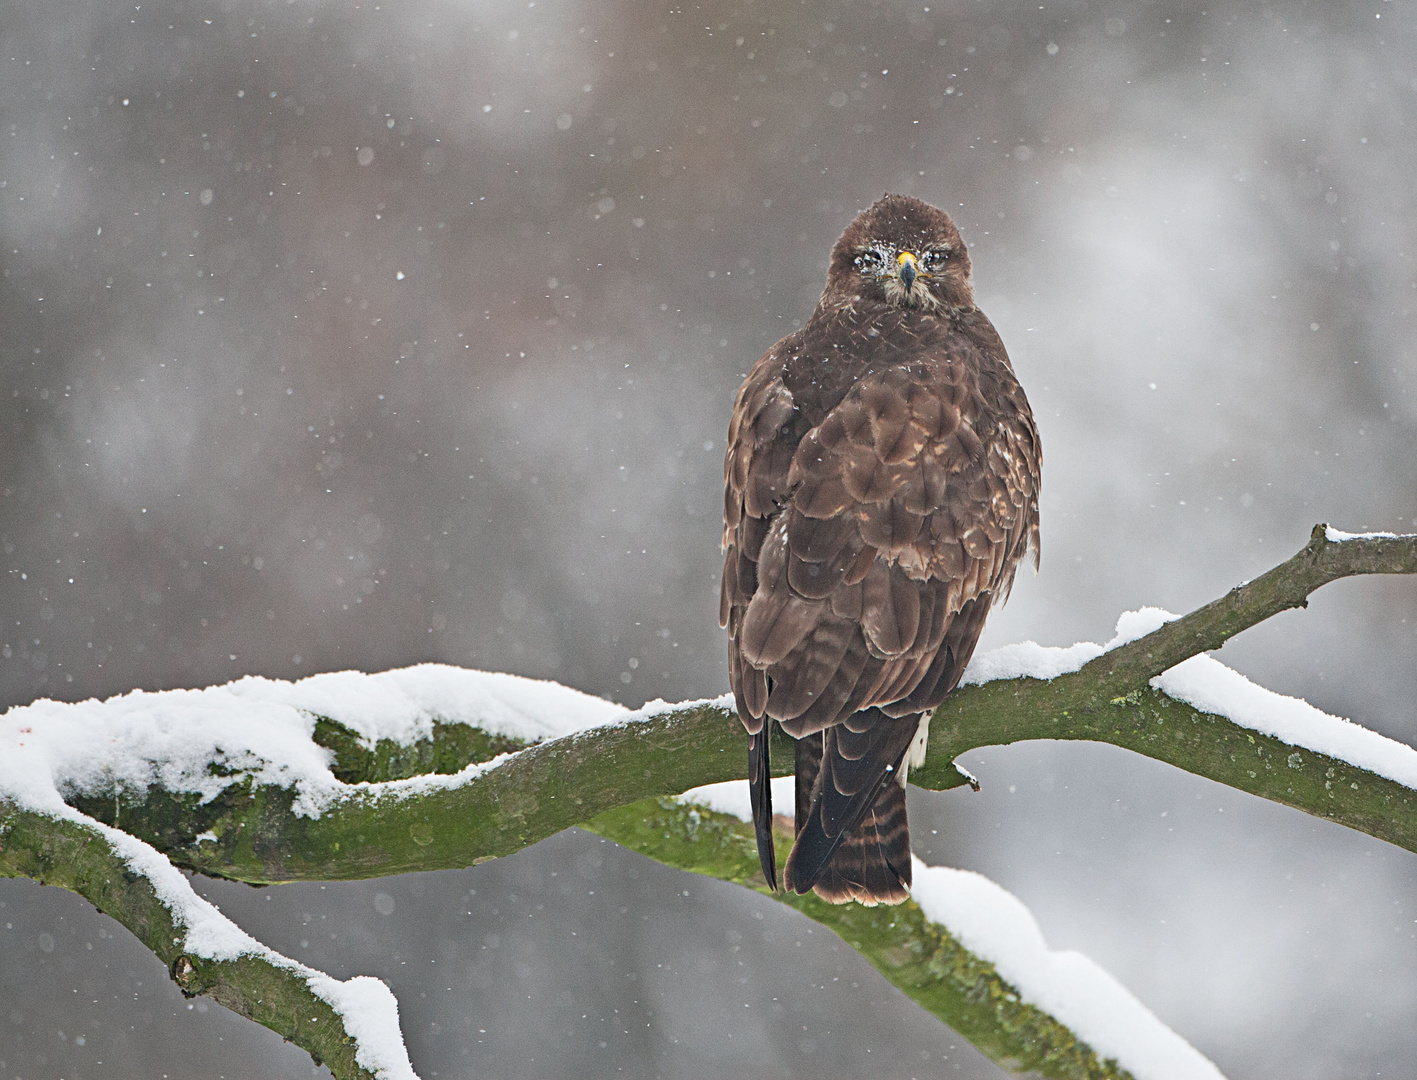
[804,779,912,906]
[795,731,824,838]
[783,708,920,905]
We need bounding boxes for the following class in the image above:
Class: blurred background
[2,0,1415,1076]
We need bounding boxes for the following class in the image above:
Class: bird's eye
[854,249,886,272]
[923,249,950,269]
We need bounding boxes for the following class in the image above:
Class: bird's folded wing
[727,353,1037,736]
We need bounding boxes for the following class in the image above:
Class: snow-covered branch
[632,783,1224,1080]
[0,798,414,1080]
[917,525,1417,848]
[1,523,1413,1079]
[1082,523,1417,690]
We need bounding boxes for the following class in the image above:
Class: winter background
[2,0,1415,1077]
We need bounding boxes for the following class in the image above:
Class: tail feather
[748,725,778,891]
[783,709,920,903]
[810,779,912,906]
[794,731,824,837]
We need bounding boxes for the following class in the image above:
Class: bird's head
[822,194,973,313]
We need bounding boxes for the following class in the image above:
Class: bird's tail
[784,711,919,906]
[748,724,778,891]
[808,779,911,906]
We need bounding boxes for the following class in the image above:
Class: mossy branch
[0,801,384,1080]
[584,798,1136,1080]
[58,523,1412,885]
[912,525,1417,847]
[2,523,1414,1078]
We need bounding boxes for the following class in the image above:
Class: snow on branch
[0,669,630,1078]
[1082,523,1417,690]
[910,861,1222,1080]
[1,523,1414,1080]
[676,778,1223,1080]
[0,799,415,1080]
[1,665,625,821]
[918,525,1417,848]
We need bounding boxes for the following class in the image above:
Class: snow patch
[1155,655,1417,789]
[1324,525,1398,542]
[678,775,794,821]
[637,692,735,719]
[0,664,627,819]
[306,973,415,1080]
[910,860,1225,1080]
[961,606,1177,684]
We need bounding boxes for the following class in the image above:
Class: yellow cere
[897,251,918,268]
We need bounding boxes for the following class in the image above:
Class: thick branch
[911,526,1417,845]
[48,524,1414,886]
[173,699,750,884]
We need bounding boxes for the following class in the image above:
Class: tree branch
[912,525,1417,848]
[1082,524,1417,690]
[584,797,1140,1080]
[51,524,1415,885]
[0,800,410,1080]
[3,523,1414,1078]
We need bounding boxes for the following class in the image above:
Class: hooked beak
[897,251,918,292]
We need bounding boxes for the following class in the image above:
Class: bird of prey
[720,194,1040,906]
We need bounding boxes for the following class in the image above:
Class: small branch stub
[172,954,199,996]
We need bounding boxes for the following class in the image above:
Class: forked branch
[2,523,1413,1079]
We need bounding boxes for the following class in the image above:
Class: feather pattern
[722,195,1040,905]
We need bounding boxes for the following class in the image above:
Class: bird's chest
[779,321,983,432]
[781,335,894,420]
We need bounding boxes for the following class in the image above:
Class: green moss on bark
[312,716,530,784]
[585,797,1134,1080]
[0,801,376,1080]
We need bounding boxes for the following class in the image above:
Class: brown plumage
[721,194,1040,906]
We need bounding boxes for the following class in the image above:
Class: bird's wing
[721,341,805,891]
[735,349,1039,736]
[721,343,802,733]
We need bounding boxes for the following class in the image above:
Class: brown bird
[720,194,1040,905]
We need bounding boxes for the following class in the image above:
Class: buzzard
[720,194,1040,906]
